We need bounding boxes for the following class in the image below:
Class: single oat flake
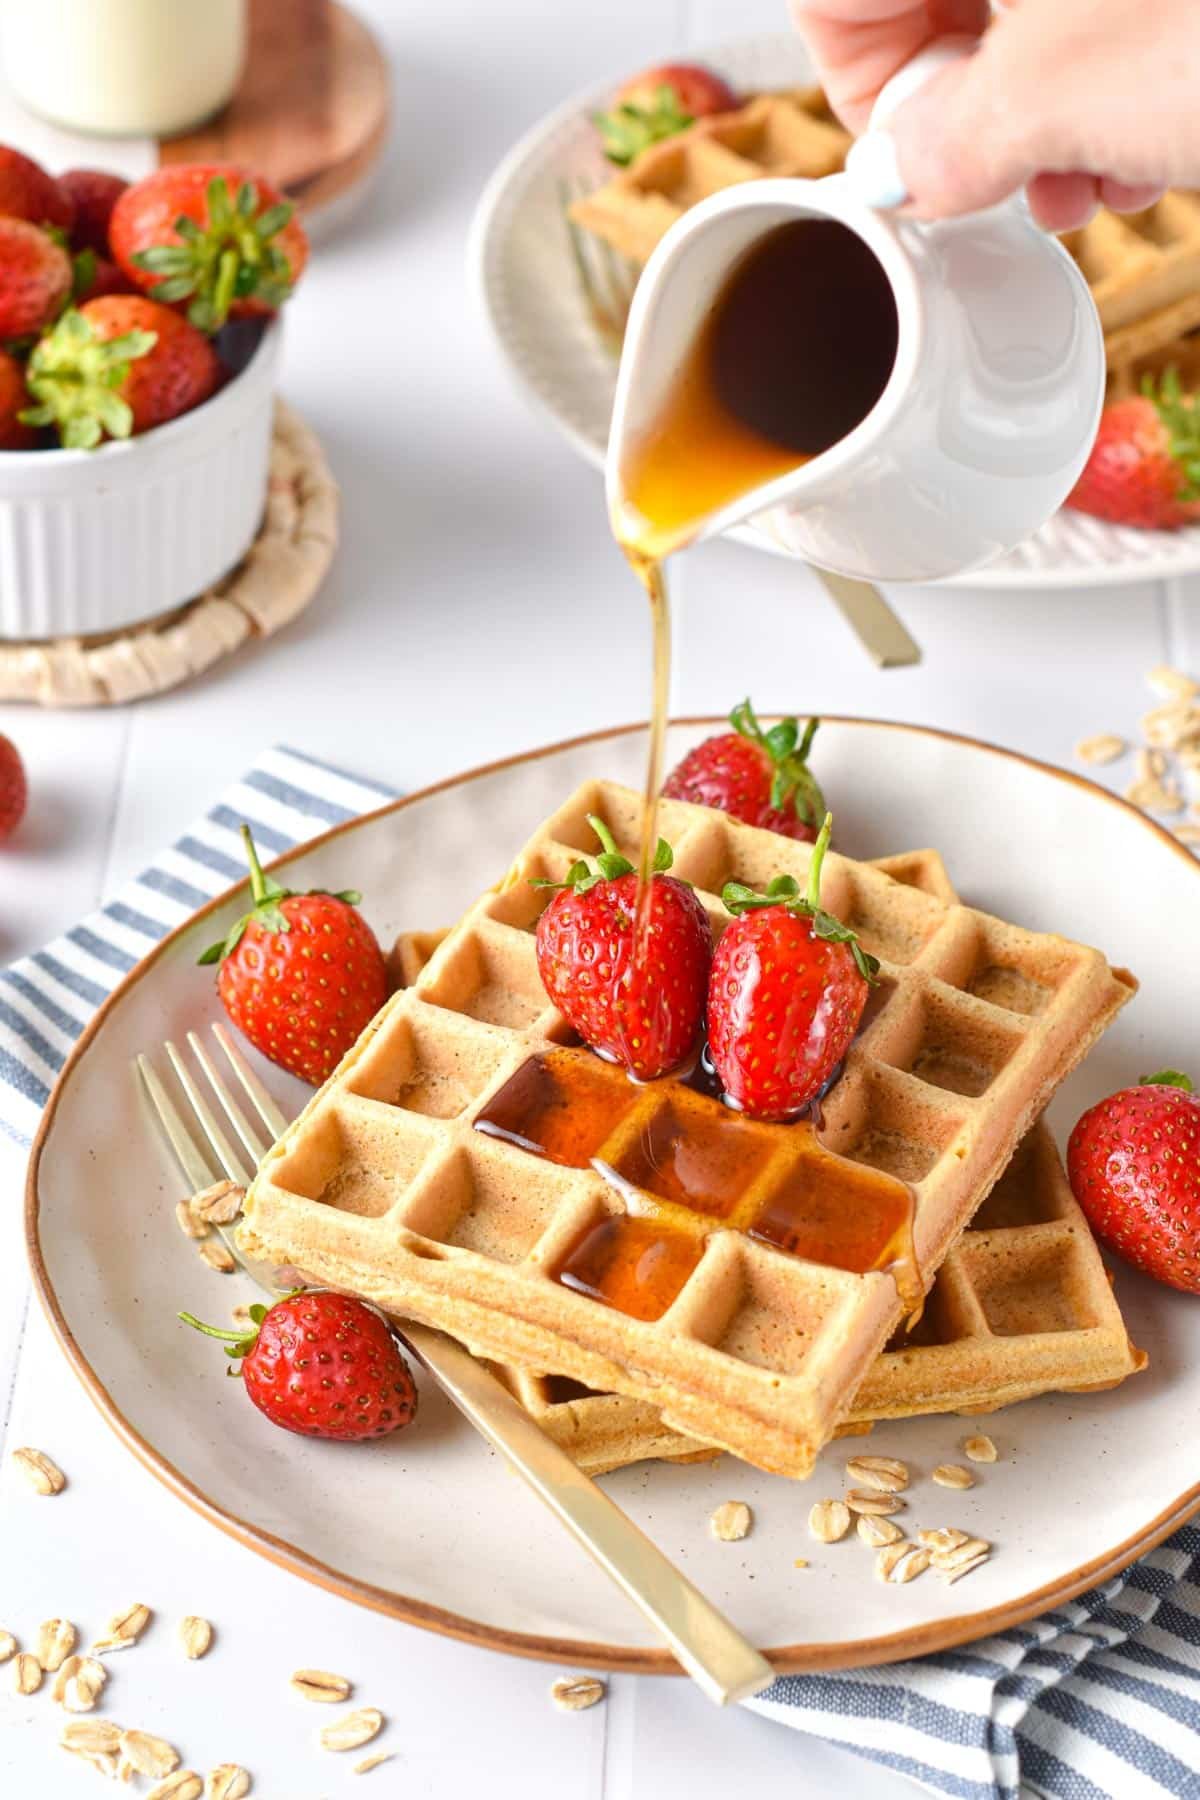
[808,1499,851,1543]
[291,1667,352,1703]
[844,1454,909,1493]
[179,1615,213,1660]
[119,1728,181,1780]
[206,1763,252,1799]
[13,1651,42,1694]
[36,1616,77,1673]
[963,1435,998,1463]
[62,1720,122,1755]
[176,1200,209,1241]
[1148,664,1199,701]
[190,1179,245,1225]
[146,1774,204,1800]
[318,1707,384,1752]
[944,1551,992,1585]
[12,1445,66,1494]
[198,1237,237,1274]
[0,1629,16,1663]
[709,1500,752,1542]
[932,1464,976,1490]
[1075,733,1127,767]
[845,1488,905,1516]
[353,1751,395,1775]
[550,1675,606,1712]
[93,1601,152,1653]
[61,1665,107,1714]
[856,1513,905,1548]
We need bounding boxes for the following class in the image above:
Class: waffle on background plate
[567,86,1200,394]
[240,781,1135,1479]
[389,850,1146,1477]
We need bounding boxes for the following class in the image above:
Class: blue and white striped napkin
[2,744,1198,1800]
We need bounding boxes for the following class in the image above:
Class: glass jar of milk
[1,0,246,136]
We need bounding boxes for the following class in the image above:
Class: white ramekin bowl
[0,315,282,641]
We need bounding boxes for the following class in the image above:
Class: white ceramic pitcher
[606,40,1106,584]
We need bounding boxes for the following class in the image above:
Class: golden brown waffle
[389,851,1144,1477]
[568,88,851,267]
[240,780,1135,1479]
[570,91,1200,389]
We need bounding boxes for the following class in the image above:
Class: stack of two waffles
[239,781,1144,1482]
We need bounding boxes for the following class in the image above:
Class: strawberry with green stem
[1068,368,1200,530]
[594,62,738,165]
[707,812,877,1120]
[180,1291,418,1441]
[533,814,712,1080]
[22,297,219,448]
[199,824,388,1086]
[663,700,825,842]
[110,164,309,332]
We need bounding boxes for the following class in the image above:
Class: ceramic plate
[26,721,1200,1672]
[470,33,1200,592]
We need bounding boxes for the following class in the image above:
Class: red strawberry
[110,163,309,332]
[534,816,712,1080]
[22,297,219,448]
[0,218,72,338]
[199,825,388,1086]
[0,351,36,450]
[707,814,877,1120]
[662,701,824,843]
[1067,371,1200,530]
[0,146,73,230]
[181,1292,418,1442]
[59,168,128,253]
[597,62,737,165]
[1067,1070,1200,1294]
[0,734,27,839]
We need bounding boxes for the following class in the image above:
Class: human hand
[790,0,1191,228]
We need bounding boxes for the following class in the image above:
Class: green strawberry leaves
[197,823,362,965]
[594,83,694,165]
[729,698,825,828]
[1141,1069,1194,1091]
[721,812,880,984]
[132,175,297,333]
[19,307,157,449]
[1144,367,1200,504]
[530,813,676,894]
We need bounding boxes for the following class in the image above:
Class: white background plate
[26,720,1200,1670]
[470,32,1200,593]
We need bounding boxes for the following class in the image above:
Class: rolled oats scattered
[550,1676,606,1712]
[176,1201,209,1241]
[12,1445,66,1494]
[146,1774,204,1800]
[1075,733,1127,766]
[36,1616,77,1673]
[206,1767,251,1800]
[1148,664,1199,701]
[179,1615,213,1660]
[808,1499,851,1543]
[856,1513,905,1548]
[873,1539,912,1581]
[709,1500,752,1542]
[930,1536,991,1573]
[963,1435,998,1463]
[119,1729,181,1779]
[1143,700,1200,749]
[944,1550,992,1585]
[318,1707,384,1752]
[13,1651,42,1694]
[190,1179,245,1225]
[0,1629,16,1662]
[1125,776,1185,814]
[62,1721,122,1755]
[197,1237,237,1274]
[845,1489,905,1516]
[844,1455,909,1493]
[353,1752,394,1775]
[932,1464,976,1490]
[93,1601,151,1653]
[291,1668,353,1703]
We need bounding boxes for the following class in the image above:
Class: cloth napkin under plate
[2,744,1197,1800]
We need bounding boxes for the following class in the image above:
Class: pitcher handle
[844,34,978,210]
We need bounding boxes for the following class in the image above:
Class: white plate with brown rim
[470,32,1200,592]
[25,719,1200,1673]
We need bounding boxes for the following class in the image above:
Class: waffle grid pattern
[241,781,1134,1477]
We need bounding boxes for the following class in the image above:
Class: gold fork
[135,1023,775,1706]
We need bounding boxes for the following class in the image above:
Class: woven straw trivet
[0,401,338,706]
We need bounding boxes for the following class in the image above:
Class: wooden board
[161,0,389,216]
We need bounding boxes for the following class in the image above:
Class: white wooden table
[1,2,1196,1793]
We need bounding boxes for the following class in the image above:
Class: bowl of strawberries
[0,148,309,642]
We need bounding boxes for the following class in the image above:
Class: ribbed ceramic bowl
[0,316,282,642]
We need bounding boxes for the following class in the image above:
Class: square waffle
[239,781,1135,1478]
[569,89,1200,389]
[390,851,1145,1476]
